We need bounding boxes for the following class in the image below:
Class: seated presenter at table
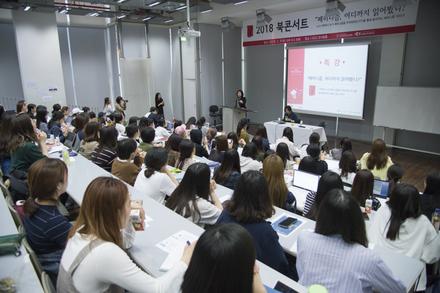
[236,89,247,109]
[284,105,300,123]
[58,177,194,293]
[297,189,406,293]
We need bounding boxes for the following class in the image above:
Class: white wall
[244,0,440,153]
[13,11,66,108]
[0,22,23,109]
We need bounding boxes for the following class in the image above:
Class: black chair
[209,105,222,131]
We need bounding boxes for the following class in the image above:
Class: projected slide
[286,44,368,119]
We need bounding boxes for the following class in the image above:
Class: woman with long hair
[368,183,440,291]
[420,171,440,221]
[90,126,118,172]
[303,171,343,219]
[297,189,405,292]
[23,158,70,284]
[48,111,67,143]
[213,149,241,190]
[175,139,196,171]
[351,169,381,212]
[79,122,101,160]
[0,113,14,176]
[360,138,393,180]
[339,150,357,185]
[103,97,114,115]
[216,171,291,277]
[275,127,301,161]
[208,135,228,163]
[263,154,296,212]
[9,113,47,172]
[57,177,193,292]
[236,118,249,144]
[240,143,262,173]
[166,163,222,227]
[181,224,265,293]
[165,133,183,167]
[36,105,49,135]
[155,92,165,118]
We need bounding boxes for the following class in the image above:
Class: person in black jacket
[299,144,328,176]
[284,105,300,123]
[190,129,209,159]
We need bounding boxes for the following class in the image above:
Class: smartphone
[274,281,300,293]
[278,217,297,229]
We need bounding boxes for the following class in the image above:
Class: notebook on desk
[293,170,320,192]
[373,179,390,198]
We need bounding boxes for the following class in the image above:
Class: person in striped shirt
[297,189,405,293]
[91,126,118,172]
[23,158,72,285]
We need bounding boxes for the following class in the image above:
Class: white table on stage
[63,154,307,292]
[264,121,327,146]
[0,193,44,293]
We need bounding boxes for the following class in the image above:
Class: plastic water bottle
[365,199,373,214]
[62,149,70,165]
[432,208,440,231]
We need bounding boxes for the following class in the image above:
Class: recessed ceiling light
[88,12,100,17]
[117,14,126,19]
[164,19,173,23]
[143,16,153,21]
[24,6,31,11]
[117,0,127,3]
[201,9,212,14]
[234,0,248,5]
[148,1,161,7]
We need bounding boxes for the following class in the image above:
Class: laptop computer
[293,170,320,192]
[373,179,390,198]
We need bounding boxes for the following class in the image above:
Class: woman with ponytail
[134,148,178,204]
[23,158,71,284]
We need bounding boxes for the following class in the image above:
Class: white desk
[264,121,327,146]
[63,154,307,292]
[0,193,44,293]
[214,183,424,293]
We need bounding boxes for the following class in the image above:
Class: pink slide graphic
[287,48,305,105]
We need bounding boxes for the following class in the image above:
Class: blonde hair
[263,154,288,208]
[69,177,129,247]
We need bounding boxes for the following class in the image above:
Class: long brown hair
[83,121,101,143]
[24,158,68,216]
[8,113,38,152]
[263,155,288,208]
[367,139,388,170]
[69,177,129,248]
[351,170,374,206]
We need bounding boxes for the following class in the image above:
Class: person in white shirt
[275,127,301,161]
[338,150,357,186]
[166,163,222,228]
[155,118,171,138]
[240,143,262,173]
[297,189,405,293]
[103,97,114,116]
[368,183,440,291]
[57,177,194,293]
[114,112,125,136]
[134,148,178,204]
